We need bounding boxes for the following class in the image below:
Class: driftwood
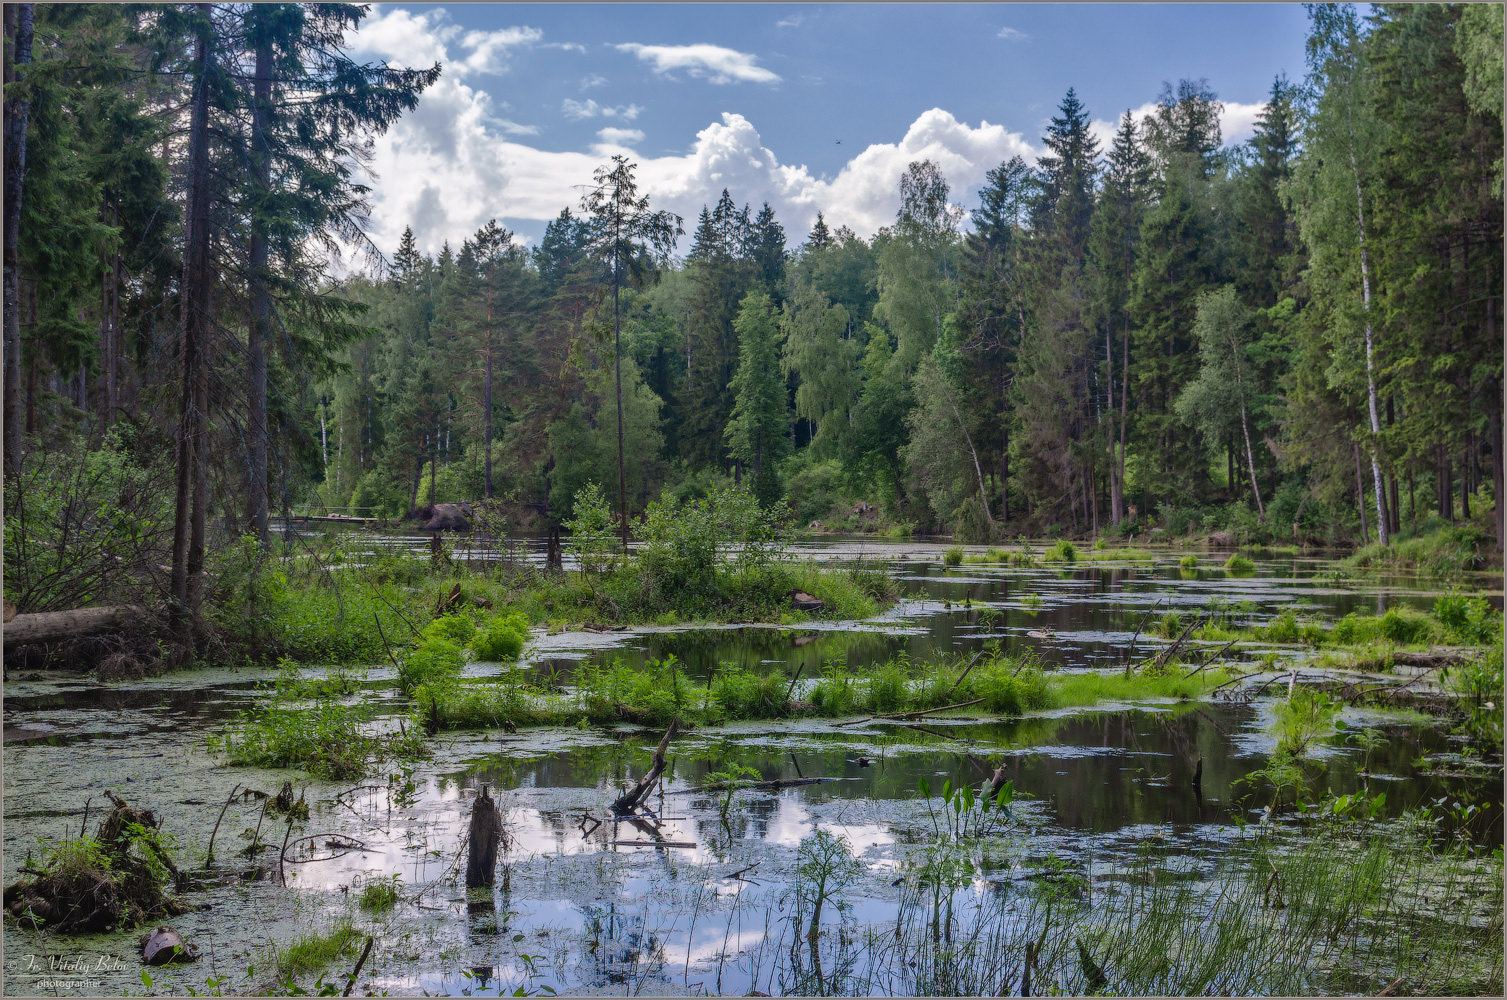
[466,786,505,889]
[1142,616,1203,672]
[837,697,986,728]
[612,720,680,814]
[3,604,147,645]
[698,776,831,793]
[987,761,1011,802]
[1182,639,1238,678]
[612,840,696,849]
[945,651,987,700]
[1122,599,1163,675]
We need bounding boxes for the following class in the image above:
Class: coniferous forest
[4,8,1507,997]
[3,3,1503,636]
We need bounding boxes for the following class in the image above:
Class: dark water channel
[2,540,1501,996]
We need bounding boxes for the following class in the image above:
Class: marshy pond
[3,539,1503,996]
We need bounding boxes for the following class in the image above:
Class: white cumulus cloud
[616,42,781,85]
[997,27,1029,41]
[630,109,1038,245]
[353,95,1041,263]
[562,98,643,121]
[348,8,541,79]
[594,126,646,151]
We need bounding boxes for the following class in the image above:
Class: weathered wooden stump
[466,786,505,889]
[141,926,198,965]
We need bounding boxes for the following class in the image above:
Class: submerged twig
[341,935,375,997]
[204,783,240,867]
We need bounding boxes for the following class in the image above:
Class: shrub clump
[397,636,465,694]
[3,793,190,933]
[1224,553,1257,574]
[1045,539,1077,562]
[471,612,531,662]
[424,614,477,644]
[1330,606,1438,646]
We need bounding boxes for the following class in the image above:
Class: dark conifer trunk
[246,27,272,546]
[3,2,33,481]
[171,5,216,641]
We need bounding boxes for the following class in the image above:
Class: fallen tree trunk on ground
[3,605,147,645]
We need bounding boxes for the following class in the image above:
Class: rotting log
[466,785,505,889]
[3,605,147,645]
[612,720,679,814]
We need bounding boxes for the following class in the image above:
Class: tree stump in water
[466,786,504,889]
[546,525,563,571]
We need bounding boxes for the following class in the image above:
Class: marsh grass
[1224,553,1257,574]
[415,653,1229,732]
[1343,522,1489,579]
[743,817,1503,997]
[1080,546,1155,563]
[1044,539,1077,562]
[358,874,401,912]
[273,918,363,978]
[211,669,427,779]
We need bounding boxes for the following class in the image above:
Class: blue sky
[343,3,1312,263]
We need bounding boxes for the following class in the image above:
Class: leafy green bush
[471,612,531,661]
[638,486,790,614]
[782,457,848,525]
[972,661,1050,714]
[1273,688,1340,757]
[397,636,464,694]
[943,546,964,567]
[1179,554,1199,569]
[1044,539,1077,562]
[424,614,476,644]
[1261,610,1327,646]
[362,552,428,586]
[712,666,789,719]
[1433,593,1501,645]
[1330,606,1437,646]
[565,482,619,577]
[4,432,174,613]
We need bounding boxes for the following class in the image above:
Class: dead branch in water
[612,719,680,814]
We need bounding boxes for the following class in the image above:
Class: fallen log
[3,605,148,645]
[697,776,832,793]
[612,840,696,849]
[612,720,680,814]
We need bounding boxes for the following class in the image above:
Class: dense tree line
[292,5,1500,550]
[5,4,1502,639]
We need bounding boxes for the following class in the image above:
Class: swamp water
[3,542,1502,996]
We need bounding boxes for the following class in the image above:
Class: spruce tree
[725,289,789,505]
